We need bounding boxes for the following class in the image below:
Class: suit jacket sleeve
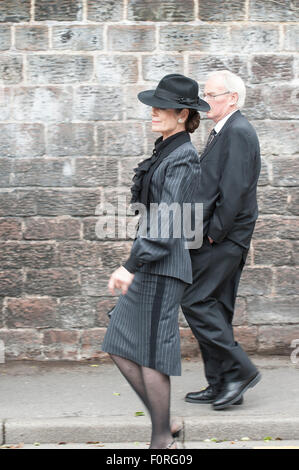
[208,128,252,243]
[123,151,198,273]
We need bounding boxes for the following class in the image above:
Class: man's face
[204,76,236,123]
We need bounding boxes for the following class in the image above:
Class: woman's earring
[178,118,184,123]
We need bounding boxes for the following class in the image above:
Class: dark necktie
[205,128,217,148]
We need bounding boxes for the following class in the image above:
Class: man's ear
[230,92,239,106]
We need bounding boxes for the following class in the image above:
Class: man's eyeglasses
[203,91,231,100]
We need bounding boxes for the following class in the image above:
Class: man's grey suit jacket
[200,110,261,250]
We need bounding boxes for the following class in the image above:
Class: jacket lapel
[141,132,190,206]
[200,110,242,163]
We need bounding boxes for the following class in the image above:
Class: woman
[102,74,210,449]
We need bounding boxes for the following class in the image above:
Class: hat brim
[138,90,210,112]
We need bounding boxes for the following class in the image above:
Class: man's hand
[108,266,135,295]
[208,236,214,244]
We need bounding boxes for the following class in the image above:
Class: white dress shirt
[214,109,238,134]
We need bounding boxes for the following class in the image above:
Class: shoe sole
[185,396,244,405]
[185,392,244,405]
[213,372,261,410]
[185,397,215,404]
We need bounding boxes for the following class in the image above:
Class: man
[181,70,261,410]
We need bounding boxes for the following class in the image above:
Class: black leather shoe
[213,371,261,410]
[185,385,244,405]
[185,385,221,404]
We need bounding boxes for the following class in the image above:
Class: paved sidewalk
[0,356,298,447]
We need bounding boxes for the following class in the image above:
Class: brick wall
[0,0,298,361]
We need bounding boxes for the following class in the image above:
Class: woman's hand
[108,266,135,295]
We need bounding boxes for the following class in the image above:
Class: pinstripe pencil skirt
[101,271,187,376]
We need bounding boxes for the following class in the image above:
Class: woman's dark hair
[175,108,200,133]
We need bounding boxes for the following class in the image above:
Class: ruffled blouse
[129,131,188,206]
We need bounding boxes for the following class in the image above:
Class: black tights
[109,354,173,449]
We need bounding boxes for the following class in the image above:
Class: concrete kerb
[3,415,299,445]
[4,416,152,445]
[184,416,299,441]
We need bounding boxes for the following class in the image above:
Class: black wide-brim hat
[138,73,210,112]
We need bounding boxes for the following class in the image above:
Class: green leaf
[135,411,145,417]
[263,436,273,441]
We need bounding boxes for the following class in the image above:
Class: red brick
[247,295,299,324]
[15,26,48,51]
[284,25,299,51]
[234,326,259,353]
[250,0,298,22]
[96,123,144,156]
[142,55,184,82]
[27,55,92,84]
[0,270,23,296]
[0,329,42,360]
[128,0,195,21]
[0,242,56,269]
[47,123,94,156]
[253,217,299,240]
[80,328,107,360]
[59,297,98,328]
[12,158,75,188]
[74,157,119,187]
[95,55,138,84]
[35,0,83,21]
[52,25,103,51]
[271,158,299,186]
[43,329,80,360]
[0,0,30,22]
[35,188,102,216]
[108,26,155,52]
[232,297,247,326]
[5,297,58,328]
[258,326,299,355]
[160,25,230,52]
[24,217,81,240]
[253,240,294,266]
[274,267,299,296]
[0,25,11,50]
[25,268,80,296]
[12,86,73,122]
[87,0,123,21]
[238,267,273,296]
[199,0,246,21]
[250,55,294,83]
[0,218,22,240]
[180,328,200,358]
[0,124,45,157]
[95,297,117,327]
[253,120,298,156]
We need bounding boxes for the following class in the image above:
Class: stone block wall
[0,0,298,361]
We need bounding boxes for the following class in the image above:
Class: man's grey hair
[207,70,246,108]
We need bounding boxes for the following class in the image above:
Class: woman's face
[151,107,186,139]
